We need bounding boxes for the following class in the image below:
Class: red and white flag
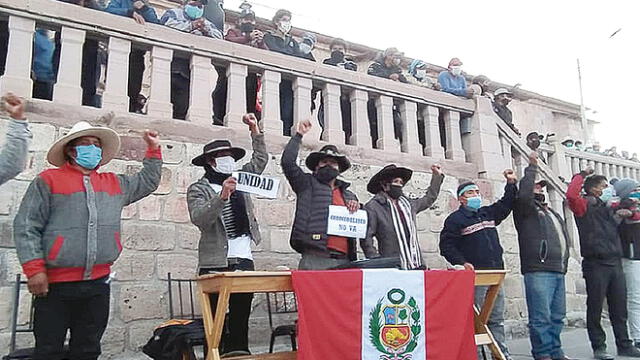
[292,269,476,360]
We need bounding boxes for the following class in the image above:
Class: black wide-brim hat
[367,164,413,194]
[191,140,246,166]
[305,145,351,173]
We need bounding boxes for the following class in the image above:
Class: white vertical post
[375,95,398,151]
[443,109,465,161]
[399,100,421,155]
[186,55,215,125]
[293,77,313,135]
[0,16,35,97]
[321,82,344,144]
[348,89,371,147]
[147,46,174,118]
[224,62,248,129]
[102,37,131,111]
[261,70,282,135]
[53,27,85,105]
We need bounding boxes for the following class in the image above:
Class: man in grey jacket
[187,113,267,357]
[0,93,31,186]
[362,163,444,269]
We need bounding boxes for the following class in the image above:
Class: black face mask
[330,50,345,62]
[534,193,546,203]
[528,140,540,149]
[315,166,340,184]
[240,22,255,33]
[387,184,404,200]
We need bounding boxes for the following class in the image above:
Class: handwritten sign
[327,205,368,238]
[232,171,281,199]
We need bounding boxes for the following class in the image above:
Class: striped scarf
[387,197,422,270]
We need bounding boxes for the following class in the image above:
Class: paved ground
[507,326,636,360]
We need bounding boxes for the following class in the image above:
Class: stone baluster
[571,157,580,175]
[442,109,465,162]
[102,37,132,111]
[587,160,595,170]
[549,143,571,182]
[349,89,371,147]
[147,46,174,118]
[0,16,35,96]
[261,70,282,135]
[186,55,215,125]
[321,82,344,144]
[502,137,513,170]
[374,95,398,151]
[595,162,603,175]
[53,27,85,105]
[465,96,506,179]
[602,163,610,179]
[623,166,630,179]
[224,62,248,129]
[579,158,588,172]
[398,100,421,155]
[421,105,444,159]
[293,77,313,136]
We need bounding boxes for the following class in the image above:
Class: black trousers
[128,49,145,112]
[280,80,294,136]
[171,73,190,120]
[199,258,255,354]
[33,277,110,360]
[583,259,633,350]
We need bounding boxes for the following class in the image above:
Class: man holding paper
[361,163,444,269]
[282,119,360,270]
[186,113,268,357]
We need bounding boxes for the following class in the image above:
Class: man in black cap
[282,119,360,269]
[514,153,571,360]
[186,113,267,357]
[361,164,444,269]
[439,168,518,360]
[526,131,547,163]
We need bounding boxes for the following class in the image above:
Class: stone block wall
[0,114,587,359]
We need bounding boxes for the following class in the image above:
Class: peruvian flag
[292,269,476,360]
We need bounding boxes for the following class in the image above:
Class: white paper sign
[232,171,281,199]
[327,205,368,238]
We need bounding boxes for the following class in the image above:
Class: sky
[224,0,640,153]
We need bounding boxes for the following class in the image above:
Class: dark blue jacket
[439,183,517,269]
[105,0,159,23]
[33,29,55,83]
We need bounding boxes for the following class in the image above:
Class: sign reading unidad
[327,205,368,238]
[231,171,280,199]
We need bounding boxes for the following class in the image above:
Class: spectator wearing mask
[561,137,574,149]
[622,150,631,160]
[0,93,31,186]
[514,153,571,360]
[105,0,160,113]
[438,57,473,98]
[408,59,439,90]
[613,179,640,350]
[526,131,546,162]
[187,113,267,357]
[318,38,357,142]
[439,169,518,360]
[212,4,265,124]
[263,9,310,135]
[32,29,55,100]
[493,88,521,136]
[281,120,360,270]
[604,146,622,158]
[367,47,408,83]
[13,122,162,360]
[567,168,640,359]
[362,164,444,269]
[632,153,639,162]
[161,0,222,120]
[574,140,584,151]
[586,142,602,154]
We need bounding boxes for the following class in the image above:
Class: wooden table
[196,270,506,360]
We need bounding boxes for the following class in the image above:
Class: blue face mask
[184,4,204,19]
[75,144,102,170]
[629,192,640,199]
[466,196,482,210]
[599,187,614,203]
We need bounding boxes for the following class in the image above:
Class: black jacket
[367,60,408,83]
[513,165,570,274]
[567,173,623,264]
[618,199,640,260]
[439,183,517,270]
[281,134,358,259]
[264,32,314,60]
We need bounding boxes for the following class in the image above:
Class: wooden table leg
[475,275,506,360]
[199,281,231,360]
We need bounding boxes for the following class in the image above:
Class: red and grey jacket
[13,147,162,283]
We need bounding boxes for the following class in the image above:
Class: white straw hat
[46,121,121,167]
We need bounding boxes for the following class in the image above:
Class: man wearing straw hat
[361,163,444,269]
[13,121,162,360]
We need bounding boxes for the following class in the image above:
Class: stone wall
[0,103,587,359]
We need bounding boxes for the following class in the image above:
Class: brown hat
[367,164,413,194]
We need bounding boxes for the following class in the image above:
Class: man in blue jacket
[440,169,518,360]
[104,0,159,113]
[438,57,473,98]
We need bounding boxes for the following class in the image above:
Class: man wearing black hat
[514,153,571,360]
[526,131,547,164]
[282,119,360,269]
[361,164,444,269]
[186,113,267,356]
[439,168,518,360]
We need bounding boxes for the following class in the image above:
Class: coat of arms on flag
[369,288,422,359]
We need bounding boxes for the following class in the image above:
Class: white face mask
[451,66,462,76]
[213,156,236,174]
[415,69,427,79]
[392,58,401,66]
[278,21,292,34]
[299,42,312,54]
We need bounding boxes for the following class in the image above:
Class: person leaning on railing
[161,0,222,120]
[105,0,160,113]
[438,57,474,99]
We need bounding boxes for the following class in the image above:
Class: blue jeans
[524,272,566,359]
